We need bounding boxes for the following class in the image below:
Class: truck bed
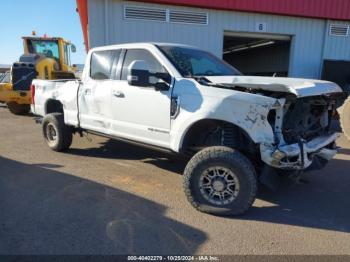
[31,79,80,123]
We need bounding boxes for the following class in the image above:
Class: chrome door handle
[113,91,125,98]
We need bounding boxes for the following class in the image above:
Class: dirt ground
[1,104,350,255]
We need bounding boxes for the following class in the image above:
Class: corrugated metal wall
[133,0,350,21]
[88,0,350,79]
[324,20,350,61]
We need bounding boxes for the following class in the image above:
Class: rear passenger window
[90,50,120,80]
[121,49,165,80]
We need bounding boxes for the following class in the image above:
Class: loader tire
[183,146,257,216]
[7,102,30,115]
[42,113,73,152]
[340,96,350,141]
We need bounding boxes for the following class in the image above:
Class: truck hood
[205,76,343,97]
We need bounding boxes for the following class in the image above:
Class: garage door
[223,31,291,77]
[322,60,350,92]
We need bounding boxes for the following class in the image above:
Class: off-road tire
[42,113,73,152]
[7,102,30,115]
[183,146,257,216]
[340,96,350,141]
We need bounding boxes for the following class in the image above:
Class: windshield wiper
[185,75,212,83]
[189,76,253,92]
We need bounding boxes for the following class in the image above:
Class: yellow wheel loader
[0,35,77,115]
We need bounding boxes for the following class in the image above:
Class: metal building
[76,0,350,85]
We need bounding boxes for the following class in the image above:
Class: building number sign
[256,22,267,32]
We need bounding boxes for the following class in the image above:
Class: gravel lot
[0,104,350,255]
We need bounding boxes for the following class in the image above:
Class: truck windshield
[158,45,241,77]
[28,40,60,60]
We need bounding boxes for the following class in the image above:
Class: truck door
[110,48,172,148]
[78,49,121,134]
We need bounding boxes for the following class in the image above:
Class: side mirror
[127,60,151,87]
[127,60,171,90]
[71,44,77,53]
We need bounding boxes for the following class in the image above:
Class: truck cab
[23,36,77,77]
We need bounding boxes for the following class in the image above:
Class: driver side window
[121,49,165,80]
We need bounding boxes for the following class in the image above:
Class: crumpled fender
[170,82,278,152]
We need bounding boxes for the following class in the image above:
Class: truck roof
[90,42,199,52]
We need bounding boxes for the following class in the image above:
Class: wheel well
[181,119,258,157]
[45,99,63,114]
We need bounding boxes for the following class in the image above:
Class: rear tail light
[30,84,35,104]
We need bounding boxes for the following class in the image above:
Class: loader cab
[23,36,76,72]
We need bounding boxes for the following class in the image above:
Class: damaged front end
[261,94,342,170]
[199,75,344,171]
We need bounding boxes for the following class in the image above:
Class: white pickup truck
[31,43,344,215]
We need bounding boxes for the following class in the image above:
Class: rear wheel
[7,102,30,115]
[42,113,73,152]
[183,146,257,216]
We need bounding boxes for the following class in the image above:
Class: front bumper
[260,133,340,170]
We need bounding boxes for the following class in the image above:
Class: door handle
[113,90,125,98]
[84,89,92,95]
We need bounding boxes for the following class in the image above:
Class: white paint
[206,75,343,97]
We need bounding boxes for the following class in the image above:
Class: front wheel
[183,146,257,216]
[42,113,73,152]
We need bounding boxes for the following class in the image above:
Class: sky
[0,0,86,65]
